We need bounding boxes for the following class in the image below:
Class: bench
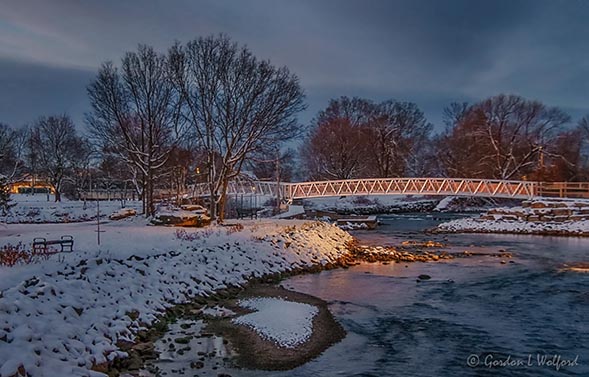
[236,208,258,219]
[32,235,74,253]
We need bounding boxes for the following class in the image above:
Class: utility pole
[96,199,101,245]
[538,146,545,181]
[275,147,281,215]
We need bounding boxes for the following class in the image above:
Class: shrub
[225,223,244,235]
[0,242,58,267]
[174,228,214,241]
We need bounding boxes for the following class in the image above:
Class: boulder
[569,214,589,221]
[151,209,211,227]
[530,202,549,209]
[109,208,137,220]
[180,204,208,214]
[552,208,573,216]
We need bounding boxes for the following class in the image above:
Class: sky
[1,0,589,132]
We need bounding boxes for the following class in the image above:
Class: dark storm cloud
[0,58,93,127]
[1,0,589,129]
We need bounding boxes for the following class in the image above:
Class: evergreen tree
[0,175,15,216]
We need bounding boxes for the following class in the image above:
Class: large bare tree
[365,100,432,177]
[87,45,185,216]
[301,96,431,179]
[301,117,370,180]
[29,115,89,202]
[301,97,374,180]
[169,35,305,221]
[437,95,570,180]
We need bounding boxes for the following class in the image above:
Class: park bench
[236,208,258,219]
[32,235,74,253]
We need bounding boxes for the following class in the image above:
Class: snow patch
[232,297,318,348]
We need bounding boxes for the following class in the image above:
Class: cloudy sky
[1,0,588,131]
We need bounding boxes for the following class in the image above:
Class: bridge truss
[189,178,544,201]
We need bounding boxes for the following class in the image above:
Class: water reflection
[275,214,589,376]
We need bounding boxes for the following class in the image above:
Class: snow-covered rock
[109,208,137,220]
[305,195,438,214]
[436,198,589,236]
[151,208,211,227]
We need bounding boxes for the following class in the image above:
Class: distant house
[9,174,53,194]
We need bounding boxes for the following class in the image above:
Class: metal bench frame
[32,235,74,253]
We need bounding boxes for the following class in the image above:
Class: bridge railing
[537,182,589,199]
[185,178,589,201]
[283,178,538,200]
[188,181,285,199]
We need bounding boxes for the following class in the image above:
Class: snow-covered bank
[2,194,141,224]
[437,217,589,236]
[436,198,589,236]
[0,220,352,377]
[304,195,439,214]
[303,195,520,215]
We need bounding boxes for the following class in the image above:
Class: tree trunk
[146,169,154,217]
[217,177,230,223]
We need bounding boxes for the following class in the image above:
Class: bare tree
[29,115,89,201]
[301,117,370,180]
[0,123,27,181]
[301,96,432,179]
[87,45,185,216]
[250,148,296,182]
[436,95,570,180]
[169,35,305,221]
[435,102,493,178]
[364,101,432,177]
[301,97,373,180]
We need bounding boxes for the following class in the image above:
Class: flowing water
[148,213,589,376]
[254,213,589,376]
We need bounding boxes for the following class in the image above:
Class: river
[148,213,589,376]
[251,213,589,376]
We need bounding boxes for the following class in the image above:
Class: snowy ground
[304,195,439,213]
[273,205,305,219]
[0,219,352,377]
[437,198,589,236]
[232,297,318,348]
[437,217,589,236]
[2,194,142,224]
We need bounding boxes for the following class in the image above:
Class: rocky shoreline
[111,236,512,377]
[435,198,589,237]
[111,255,356,376]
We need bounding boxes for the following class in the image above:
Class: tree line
[302,94,589,183]
[1,35,589,219]
[1,35,304,220]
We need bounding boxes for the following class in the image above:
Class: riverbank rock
[109,207,137,220]
[435,198,589,237]
[151,208,211,227]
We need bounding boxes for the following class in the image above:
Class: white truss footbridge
[188,178,551,201]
